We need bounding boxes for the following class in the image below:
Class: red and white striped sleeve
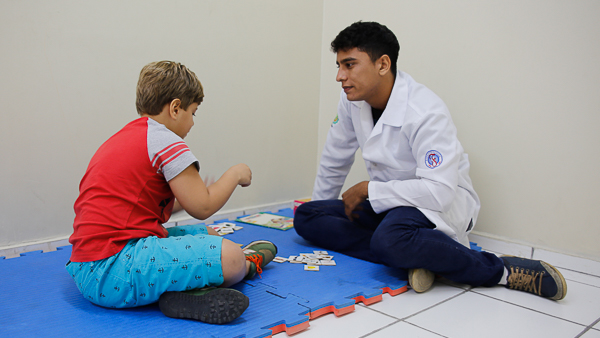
[146,119,199,181]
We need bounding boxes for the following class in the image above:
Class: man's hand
[341,181,369,221]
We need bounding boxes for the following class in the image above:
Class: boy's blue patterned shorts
[66,224,224,308]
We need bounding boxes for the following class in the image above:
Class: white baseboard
[5,203,598,277]
[167,200,295,226]
[470,231,600,277]
[0,200,297,259]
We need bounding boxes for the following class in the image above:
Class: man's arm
[313,92,360,200]
[368,111,461,214]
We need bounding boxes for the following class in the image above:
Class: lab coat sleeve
[312,94,359,200]
[368,109,461,214]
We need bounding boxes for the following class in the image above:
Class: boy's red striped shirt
[152,142,191,173]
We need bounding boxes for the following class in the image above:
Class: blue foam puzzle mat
[0,208,481,337]
[222,208,409,318]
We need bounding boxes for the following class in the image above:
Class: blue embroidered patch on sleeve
[425,150,443,169]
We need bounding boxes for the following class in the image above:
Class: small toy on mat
[293,198,311,213]
[273,250,336,270]
[207,222,242,235]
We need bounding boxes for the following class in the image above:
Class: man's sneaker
[408,268,435,293]
[501,256,567,300]
[242,240,277,279]
[159,287,249,324]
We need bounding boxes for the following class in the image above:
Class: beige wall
[2,0,599,262]
[318,0,600,260]
[0,1,323,247]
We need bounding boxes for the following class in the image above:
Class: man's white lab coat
[313,71,480,247]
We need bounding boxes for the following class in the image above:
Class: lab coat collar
[378,71,408,127]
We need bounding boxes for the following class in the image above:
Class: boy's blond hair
[136,61,204,116]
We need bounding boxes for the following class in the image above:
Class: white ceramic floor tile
[366,282,465,319]
[533,249,600,277]
[581,328,600,337]
[472,280,600,326]
[291,304,396,338]
[560,269,600,288]
[406,291,585,338]
[469,234,533,258]
[367,321,445,338]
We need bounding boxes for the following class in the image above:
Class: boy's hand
[232,163,252,187]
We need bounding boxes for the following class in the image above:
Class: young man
[294,22,566,300]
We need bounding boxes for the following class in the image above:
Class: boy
[67,61,277,324]
[295,22,567,300]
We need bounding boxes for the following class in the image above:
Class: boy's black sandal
[159,287,249,324]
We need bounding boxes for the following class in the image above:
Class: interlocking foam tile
[0,245,309,338]
[0,208,480,337]
[217,208,409,319]
[221,208,481,320]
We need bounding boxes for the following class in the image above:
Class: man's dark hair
[331,21,400,74]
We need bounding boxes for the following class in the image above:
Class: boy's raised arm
[169,163,252,220]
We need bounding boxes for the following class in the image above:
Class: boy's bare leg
[220,238,247,287]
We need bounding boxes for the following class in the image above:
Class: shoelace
[245,254,264,278]
[507,266,545,296]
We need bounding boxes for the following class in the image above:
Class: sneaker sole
[409,268,435,293]
[159,288,249,324]
[541,261,567,300]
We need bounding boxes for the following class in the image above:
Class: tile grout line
[561,267,600,280]
[402,322,451,338]
[362,289,470,327]
[574,316,600,338]
[356,303,399,320]
[563,277,600,289]
[358,289,469,338]
[399,289,470,322]
[471,289,590,328]
[358,319,401,338]
[359,319,450,338]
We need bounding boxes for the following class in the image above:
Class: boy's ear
[377,55,392,76]
[168,99,182,120]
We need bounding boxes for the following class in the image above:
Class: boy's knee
[220,239,246,286]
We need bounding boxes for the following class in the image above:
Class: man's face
[336,48,381,102]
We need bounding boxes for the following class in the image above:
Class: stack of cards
[208,222,243,235]
[273,250,336,272]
